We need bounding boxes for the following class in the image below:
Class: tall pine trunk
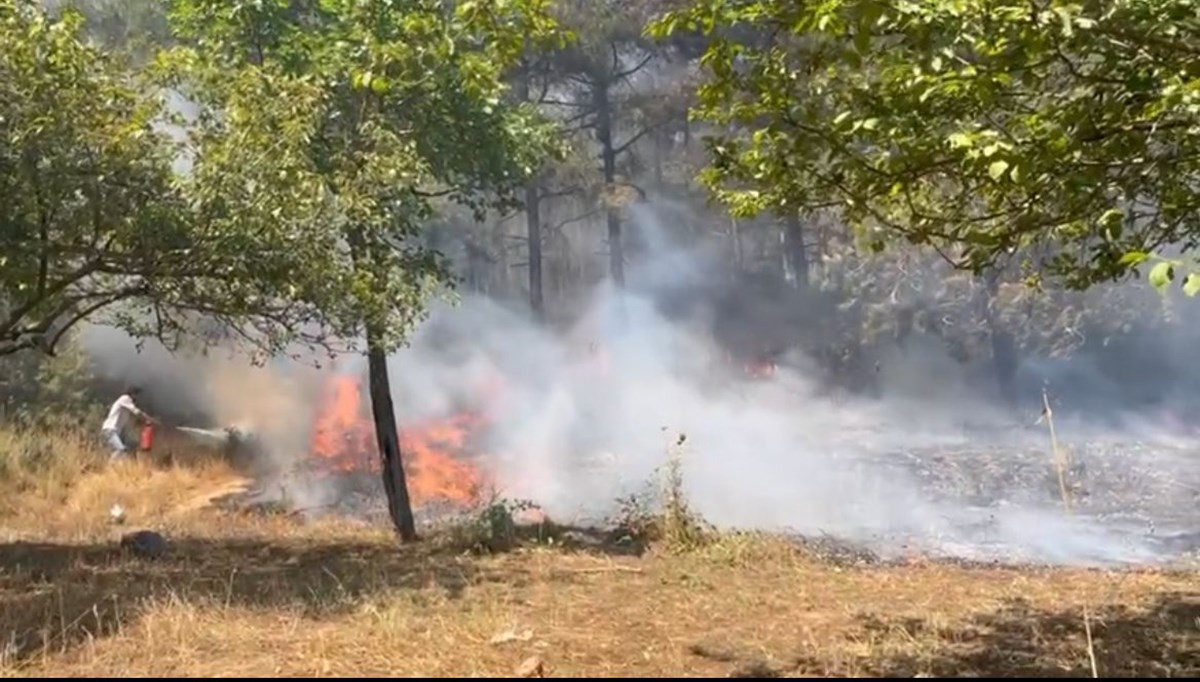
[782,213,809,290]
[526,183,544,318]
[981,271,1018,405]
[595,82,623,286]
[515,58,545,317]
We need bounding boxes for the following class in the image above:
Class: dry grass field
[0,427,1197,678]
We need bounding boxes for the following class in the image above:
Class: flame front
[746,357,776,380]
[309,375,485,507]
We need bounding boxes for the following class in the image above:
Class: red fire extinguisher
[139,423,155,452]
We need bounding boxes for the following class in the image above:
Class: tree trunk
[606,209,624,286]
[366,325,418,542]
[730,216,743,272]
[525,183,544,319]
[595,83,624,286]
[465,239,483,293]
[515,57,545,317]
[981,271,1018,405]
[653,128,664,189]
[344,214,418,542]
[781,213,809,290]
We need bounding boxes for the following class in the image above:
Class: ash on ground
[216,432,1200,570]
[215,469,479,531]
[812,431,1200,568]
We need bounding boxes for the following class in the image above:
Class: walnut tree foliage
[161,0,564,354]
[0,0,329,360]
[649,0,1200,293]
[2,0,561,374]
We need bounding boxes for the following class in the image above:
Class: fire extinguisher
[139,423,155,452]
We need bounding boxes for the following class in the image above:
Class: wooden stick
[1041,388,1099,679]
[564,566,643,574]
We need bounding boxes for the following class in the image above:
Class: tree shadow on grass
[840,591,1200,677]
[0,534,572,668]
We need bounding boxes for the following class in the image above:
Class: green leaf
[1149,261,1174,291]
[947,132,973,149]
[1099,208,1124,226]
[599,0,1200,292]
[1183,273,1200,297]
[1118,251,1149,266]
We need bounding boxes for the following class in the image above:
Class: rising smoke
[30,0,1198,568]
[77,203,1200,569]
[385,204,1200,568]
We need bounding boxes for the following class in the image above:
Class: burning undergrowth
[308,374,486,507]
[228,325,1200,571]
[252,372,497,529]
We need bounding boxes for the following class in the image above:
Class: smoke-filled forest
[1,0,1199,677]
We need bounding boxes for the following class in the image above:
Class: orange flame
[725,349,776,380]
[746,358,776,380]
[309,375,486,507]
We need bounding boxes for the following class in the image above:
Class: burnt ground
[864,436,1200,567]
[211,433,1200,575]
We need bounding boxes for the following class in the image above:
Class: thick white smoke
[378,206,1199,567]
[75,204,1200,568]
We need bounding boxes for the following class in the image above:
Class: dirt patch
[168,476,256,518]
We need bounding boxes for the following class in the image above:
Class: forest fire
[719,347,777,380]
[308,375,487,507]
[746,357,777,380]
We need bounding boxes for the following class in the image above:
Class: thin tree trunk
[526,183,544,318]
[781,213,809,290]
[349,227,418,543]
[515,56,545,317]
[730,216,743,272]
[465,239,482,293]
[366,325,418,542]
[653,128,664,189]
[981,271,1018,405]
[595,83,623,286]
[606,208,623,286]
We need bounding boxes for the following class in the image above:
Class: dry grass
[0,426,241,540]
[1,427,1198,678]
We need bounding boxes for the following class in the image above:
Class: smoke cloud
[77,203,1200,568]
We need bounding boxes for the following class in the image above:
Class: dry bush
[430,496,548,554]
[609,431,716,554]
[0,427,104,511]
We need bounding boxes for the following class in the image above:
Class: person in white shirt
[100,385,156,459]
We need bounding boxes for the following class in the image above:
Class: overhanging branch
[610,116,676,157]
[613,53,654,81]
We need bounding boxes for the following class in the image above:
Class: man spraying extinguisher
[100,385,159,460]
